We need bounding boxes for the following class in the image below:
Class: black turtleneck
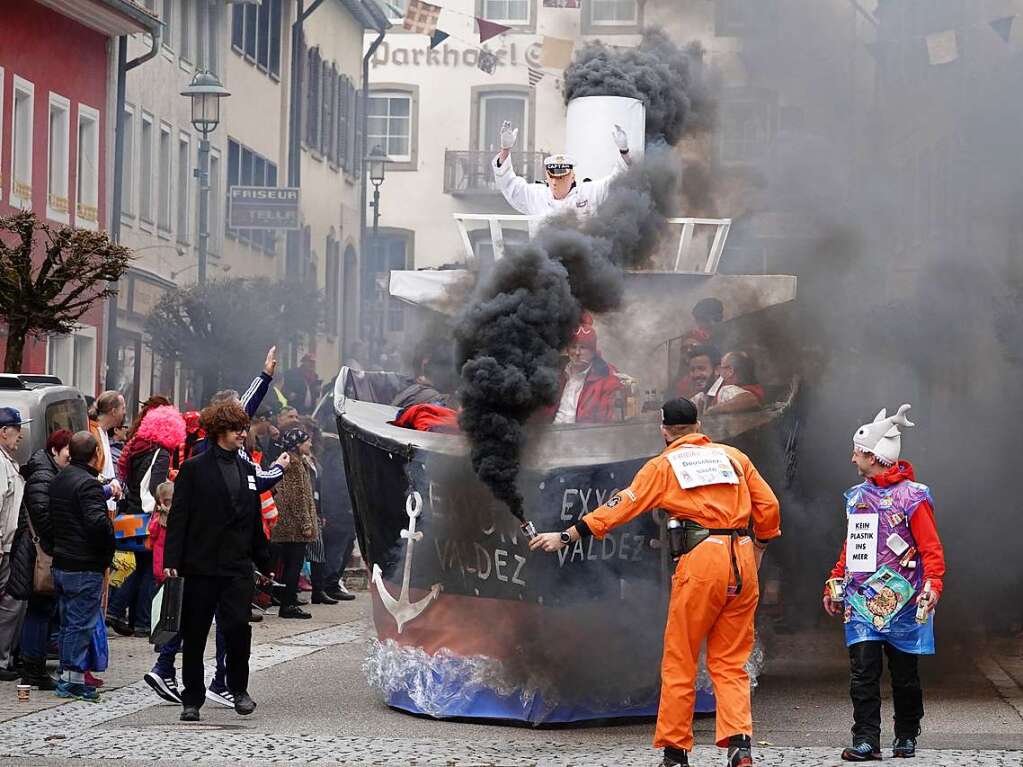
[212,443,243,515]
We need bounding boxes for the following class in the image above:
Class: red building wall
[0,2,110,390]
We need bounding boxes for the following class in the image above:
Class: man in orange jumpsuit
[530,398,781,767]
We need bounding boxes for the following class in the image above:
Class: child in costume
[823,404,946,761]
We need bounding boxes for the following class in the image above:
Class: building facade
[0,0,158,398]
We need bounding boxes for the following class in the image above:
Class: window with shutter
[338,75,349,171]
[306,48,321,148]
[320,61,331,157]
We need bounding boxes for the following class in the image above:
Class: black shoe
[325,585,356,602]
[661,746,688,766]
[233,691,257,715]
[180,705,201,722]
[0,667,20,681]
[295,598,309,606]
[892,736,917,758]
[249,610,263,623]
[842,742,882,761]
[106,616,133,637]
[312,591,339,605]
[278,605,312,619]
[727,735,754,767]
[133,627,149,639]
[20,658,56,691]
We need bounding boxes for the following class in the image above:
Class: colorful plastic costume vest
[842,478,935,655]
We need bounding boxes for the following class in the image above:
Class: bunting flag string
[477,17,512,43]
[990,15,1015,43]
[402,0,441,35]
[863,13,1019,67]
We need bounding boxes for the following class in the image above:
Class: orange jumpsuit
[582,432,781,752]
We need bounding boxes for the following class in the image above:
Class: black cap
[661,398,698,426]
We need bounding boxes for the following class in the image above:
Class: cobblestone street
[0,600,1021,766]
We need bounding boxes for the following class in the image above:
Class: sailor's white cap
[543,153,575,177]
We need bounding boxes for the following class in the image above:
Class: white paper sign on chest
[847,513,879,573]
[668,447,740,490]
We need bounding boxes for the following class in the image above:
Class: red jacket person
[531,398,781,767]
[548,314,624,425]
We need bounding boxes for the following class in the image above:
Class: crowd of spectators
[0,347,359,716]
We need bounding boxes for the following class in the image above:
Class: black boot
[180,705,201,722]
[661,746,688,766]
[727,735,754,767]
[20,657,56,691]
[311,591,338,605]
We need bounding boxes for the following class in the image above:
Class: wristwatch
[559,531,572,546]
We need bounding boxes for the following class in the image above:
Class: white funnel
[565,96,646,181]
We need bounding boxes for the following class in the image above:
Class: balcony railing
[443,150,547,196]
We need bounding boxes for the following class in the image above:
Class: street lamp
[367,144,387,234]
[181,71,230,286]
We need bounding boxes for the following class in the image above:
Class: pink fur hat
[135,405,187,450]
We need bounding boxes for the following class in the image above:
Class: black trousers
[849,640,924,748]
[323,515,356,585]
[273,542,306,608]
[180,575,254,707]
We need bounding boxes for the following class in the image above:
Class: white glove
[500,120,519,150]
[612,124,629,152]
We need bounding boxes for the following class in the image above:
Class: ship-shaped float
[329,96,799,725]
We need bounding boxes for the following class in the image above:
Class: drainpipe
[105,26,161,392]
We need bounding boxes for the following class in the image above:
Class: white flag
[926,30,959,65]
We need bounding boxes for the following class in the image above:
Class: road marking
[976,656,1023,721]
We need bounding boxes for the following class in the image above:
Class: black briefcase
[150,576,184,646]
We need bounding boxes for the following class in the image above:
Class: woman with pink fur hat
[106,405,186,638]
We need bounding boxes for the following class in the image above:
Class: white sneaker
[205,686,235,707]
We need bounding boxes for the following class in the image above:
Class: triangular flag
[477,17,511,43]
[528,66,545,88]
[478,49,499,74]
[540,35,575,69]
[990,16,1015,43]
[926,30,958,65]
[429,29,450,49]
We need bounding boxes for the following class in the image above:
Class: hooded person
[547,313,625,425]
[823,404,945,762]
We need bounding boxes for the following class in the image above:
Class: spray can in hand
[520,520,538,541]
[915,579,932,624]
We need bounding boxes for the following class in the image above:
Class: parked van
[0,374,88,464]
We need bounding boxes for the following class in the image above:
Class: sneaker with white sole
[206,685,235,707]
[143,671,182,704]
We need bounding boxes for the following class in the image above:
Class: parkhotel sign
[371,40,543,68]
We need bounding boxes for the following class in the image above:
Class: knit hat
[571,312,598,350]
[281,427,310,453]
[852,404,914,466]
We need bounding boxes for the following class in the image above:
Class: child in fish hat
[822,404,946,762]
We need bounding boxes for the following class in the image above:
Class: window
[209,150,221,255]
[140,113,154,223]
[207,3,222,75]
[478,91,527,152]
[158,124,172,231]
[233,0,281,77]
[367,92,412,162]
[162,0,174,51]
[715,0,777,37]
[47,93,71,223]
[176,133,191,243]
[363,231,411,333]
[386,0,408,20]
[482,0,530,24]
[325,234,340,335]
[179,0,193,62]
[11,76,33,209]
[46,326,97,397]
[226,138,278,254]
[121,106,135,217]
[718,95,775,165]
[76,104,100,230]
[588,0,637,25]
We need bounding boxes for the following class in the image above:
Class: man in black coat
[50,431,115,702]
[163,400,272,721]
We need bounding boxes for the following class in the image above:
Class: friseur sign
[228,186,301,230]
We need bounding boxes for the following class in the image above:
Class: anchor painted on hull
[372,490,441,633]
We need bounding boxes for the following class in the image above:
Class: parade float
[332,94,799,725]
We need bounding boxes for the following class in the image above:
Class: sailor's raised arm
[587,124,632,207]
[492,121,535,214]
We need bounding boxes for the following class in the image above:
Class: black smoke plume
[564,29,711,144]
[455,149,682,518]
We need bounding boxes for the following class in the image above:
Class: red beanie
[572,312,598,350]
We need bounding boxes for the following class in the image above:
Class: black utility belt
[668,520,753,596]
